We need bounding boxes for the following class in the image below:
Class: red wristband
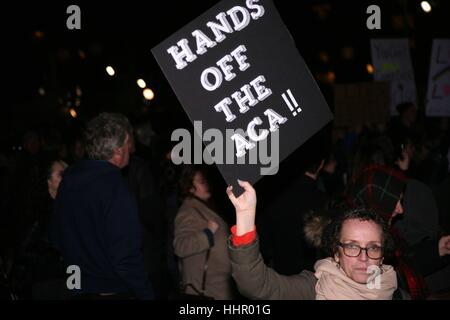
[231,225,256,247]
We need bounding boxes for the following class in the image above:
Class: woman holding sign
[226,180,406,300]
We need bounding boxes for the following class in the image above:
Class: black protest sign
[152,0,333,196]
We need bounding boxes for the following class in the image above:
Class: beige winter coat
[229,237,317,299]
[174,197,234,299]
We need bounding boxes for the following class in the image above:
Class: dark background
[2,0,449,151]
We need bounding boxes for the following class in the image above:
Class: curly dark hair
[178,164,208,199]
[321,208,394,260]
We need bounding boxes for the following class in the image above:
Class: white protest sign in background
[371,38,417,115]
[426,39,450,117]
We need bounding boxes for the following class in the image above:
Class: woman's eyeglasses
[337,242,384,260]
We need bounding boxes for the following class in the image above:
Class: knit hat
[346,165,406,221]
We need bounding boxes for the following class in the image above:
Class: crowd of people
[0,101,449,300]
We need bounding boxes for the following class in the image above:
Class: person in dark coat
[264,159,328,274]
[51,113,153,300]
[345,165,450,299]
[122,132,168,299]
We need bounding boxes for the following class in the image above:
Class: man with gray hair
[52,113,154,299]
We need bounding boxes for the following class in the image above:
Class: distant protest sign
[152,0,333,195]
[334,82,390,127]
[371,39,417,115]
[426,39,450,117]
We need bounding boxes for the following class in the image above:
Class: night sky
[3,0,449,150]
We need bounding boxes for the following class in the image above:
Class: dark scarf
[391,227,428,300]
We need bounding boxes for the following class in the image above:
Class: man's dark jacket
[52,160,153,299]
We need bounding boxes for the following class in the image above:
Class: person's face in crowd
[390,195,404,224]
[48,160,68,199]
[111,134,130,169]
[190,171,211,201]
[335,219,384,284]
